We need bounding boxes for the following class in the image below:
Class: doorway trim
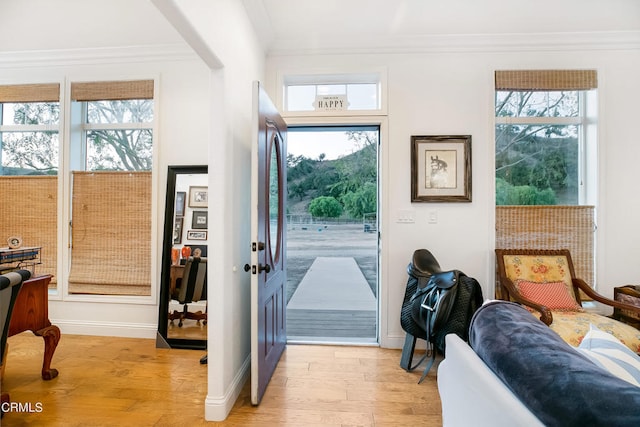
[283,115,389,346]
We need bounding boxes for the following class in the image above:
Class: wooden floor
[2,332,442,426]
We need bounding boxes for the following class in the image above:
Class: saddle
[400,249,483,383]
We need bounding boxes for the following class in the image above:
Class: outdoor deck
[286,256,377,343]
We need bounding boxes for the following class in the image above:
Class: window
[495,70,597,206]
[68,80,154,296]
[494,70,598,289]
[70,80,154,171]
[0,84,60,176]
[0,84,60,288]
[283,73,382,113]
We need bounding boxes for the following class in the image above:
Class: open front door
[250,81,287,405]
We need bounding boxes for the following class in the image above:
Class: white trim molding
[205,355,250,421]
[267,31,640,57]
[0,44,198,69]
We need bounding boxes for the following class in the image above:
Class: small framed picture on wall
[187,230,207,240]
[175,191,186,217]
[173,218,183,244]
[191,210,208,229]
[189,186,208,208]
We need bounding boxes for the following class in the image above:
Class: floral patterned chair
[495,249,640,353]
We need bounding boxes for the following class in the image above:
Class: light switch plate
[397,209,415,223]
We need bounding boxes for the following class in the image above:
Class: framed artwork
[173,218,183,244]
[411,135,472,202]
[187,230,207,240]
[191,210,208,229]
[175,191,186,217]
[189,186,208,208]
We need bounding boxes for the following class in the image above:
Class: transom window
[283,73,383,113]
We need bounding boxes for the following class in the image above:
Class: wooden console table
[614,285,640,329]
[8,274,60,380]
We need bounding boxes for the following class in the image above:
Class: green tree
[342,182,377,218]
[308,196,343,218]
[496,178,556,205]
[495,91,579,205]
[1,100,152,174]
[85,100,153,171]
[1,102,59,175]
[329,131,377,197]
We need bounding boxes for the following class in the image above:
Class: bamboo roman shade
[68,172,151,296]
[496,206,595,292]
[495,70,598,91]
[70,80,154,101]
[0,176,58,285]
[0,83,60,102]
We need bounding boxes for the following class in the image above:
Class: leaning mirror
[157,165,208,349]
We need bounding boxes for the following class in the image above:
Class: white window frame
[0,103,61,173]
[495,90,597,206]
[61,77,159,305]
[277,68,388,118]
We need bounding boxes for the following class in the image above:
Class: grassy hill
[287,143,376,219]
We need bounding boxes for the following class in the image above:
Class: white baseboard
[51,319,157,339]
[205,355,250,421]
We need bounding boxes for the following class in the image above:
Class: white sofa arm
[437,334,543,427]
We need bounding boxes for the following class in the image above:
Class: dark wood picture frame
[411,135,472,202]
[191,210,208,229]
[172,218,183,244]
[175,191,186,217]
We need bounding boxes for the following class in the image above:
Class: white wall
[151,0,266,421]
[265,35,640,348]
[1,0,266,422]
[0,0,210,334]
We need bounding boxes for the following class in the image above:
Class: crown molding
[0,44,199,69]
[266,31,640,57]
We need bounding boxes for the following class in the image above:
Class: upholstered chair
[495,249,640,353]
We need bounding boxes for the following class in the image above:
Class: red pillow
[515,280,582,311]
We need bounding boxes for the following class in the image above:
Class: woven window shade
[68,171,151,296]
[495,70,597,91]
[70,80,154,101]
[0,176,57,286]
[495,206,595,298]
[0,83,60,102]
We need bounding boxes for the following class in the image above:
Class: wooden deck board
[287,309,376,338]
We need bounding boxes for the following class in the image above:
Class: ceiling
[241,0,640,55]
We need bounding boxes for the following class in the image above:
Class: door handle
[258,264,271,273]
[252,242,266,251]
[243,263,271,274]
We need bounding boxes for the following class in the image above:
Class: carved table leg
[34,324,60,380]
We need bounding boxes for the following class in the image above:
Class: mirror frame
[157,165,208,350]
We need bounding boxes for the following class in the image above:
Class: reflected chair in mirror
[495,249,640,353]
[1,269,31,414]
[169,256,207,328]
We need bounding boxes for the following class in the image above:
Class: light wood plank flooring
[2,332,441,426]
